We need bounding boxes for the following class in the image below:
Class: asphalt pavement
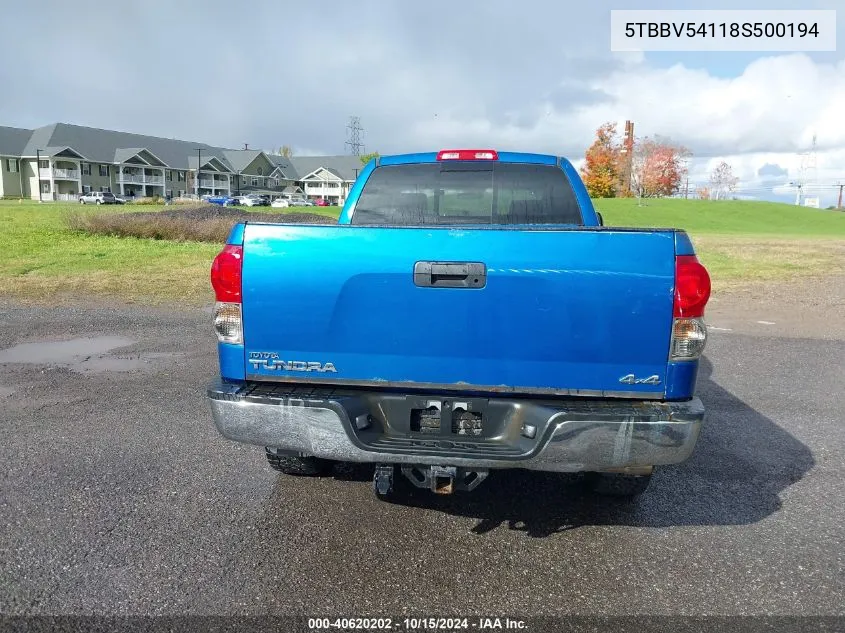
[0,302,842,626]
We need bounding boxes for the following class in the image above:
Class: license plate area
[390,395,493,439]
[346,393,550,460]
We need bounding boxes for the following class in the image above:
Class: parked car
[207,148,712,500]
[270,197,290,208]
[288,197,313,207]
[242,194,269,207]
[113,195,127,205]
[314,198,330,207]
[79,191,117,205]
[206,195,238,207]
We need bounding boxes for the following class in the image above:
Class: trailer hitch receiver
[400,465,489,494]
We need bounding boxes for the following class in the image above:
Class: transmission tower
[793,133,818,206]
[345,116,365,156]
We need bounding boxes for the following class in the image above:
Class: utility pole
[684,172,689,199]
[195,148,202,199]
[620,120,634,195]
[243,143,249,150]
[837,182,843,209]
[35,148,43,202]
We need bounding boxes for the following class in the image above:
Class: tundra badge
[619,373,661,385]
[249,352,337,373]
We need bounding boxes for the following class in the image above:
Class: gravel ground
[0,282,843,631]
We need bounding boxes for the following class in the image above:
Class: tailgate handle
[414,261,486,288]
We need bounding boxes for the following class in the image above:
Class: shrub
[130,196,165,205]
[66,205,332,243]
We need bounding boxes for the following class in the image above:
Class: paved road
[0,303,842,624]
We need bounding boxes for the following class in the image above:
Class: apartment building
[0,123,362,205]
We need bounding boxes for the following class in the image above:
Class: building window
[39,160,49,169]
[178,190,185,198]
[99,164,109,177]
[100,186,111,193]
[177,171,185,182]
[272,177,279,187]
[82,185,91,194]
[6,159,18,172]
[251,177,259,186]
[81,162,91,175]
[41,182,51,193]
[257,167,263,175]
[166,171,172,181]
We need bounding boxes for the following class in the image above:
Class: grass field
[594,198,845,237]
[0,199,842,305]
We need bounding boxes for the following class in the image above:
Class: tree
[359,151,380,166]
[709,161,740,200]
[580,122,625,198]
[278,145,294,158]
[629,136,689,203]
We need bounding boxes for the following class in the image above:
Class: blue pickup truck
[207,149,711,499]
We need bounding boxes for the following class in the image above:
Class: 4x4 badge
[619,374,661,385]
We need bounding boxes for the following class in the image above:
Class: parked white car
[271,197,290,208]
[242,194,269,207]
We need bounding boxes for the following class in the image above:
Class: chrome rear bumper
[207,381,704,473]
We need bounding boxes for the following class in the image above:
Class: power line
[345,116,364,156]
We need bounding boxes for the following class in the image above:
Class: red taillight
[674,255,711,318]
[436,149,499,161]
[210,244,243,303]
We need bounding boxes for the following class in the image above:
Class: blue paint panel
[674,231,696,256]
[339,159,378,224]
[665,360,699,400]
[218,343,245,381]
[559,157,599,227]
[226,223,245,246]
[240,224,677,396]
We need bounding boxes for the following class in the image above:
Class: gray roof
[0,126,34,156]
[284,155,364,181]
[20,123,230,170]
[112,147,166,165]
[1,122,366,180]
[222,149,264,172]
[267,155,299,180]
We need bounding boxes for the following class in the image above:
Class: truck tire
[586,471,652,497]
[265,449,333,476]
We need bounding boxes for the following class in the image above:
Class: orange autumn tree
[580,122,626,198]
[630,136,690,202]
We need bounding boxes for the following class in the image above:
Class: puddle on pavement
[0,336,180,374]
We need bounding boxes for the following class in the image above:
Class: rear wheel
[265,448,333,476]
[586,469,653,497]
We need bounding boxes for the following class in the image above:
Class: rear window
[351,162,583,226]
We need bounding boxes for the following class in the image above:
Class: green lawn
[594,198,845,237]
[0,199,842,305]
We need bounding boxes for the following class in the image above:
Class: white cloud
[411,53,845,159]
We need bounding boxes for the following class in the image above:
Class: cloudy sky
[1,0,842,204]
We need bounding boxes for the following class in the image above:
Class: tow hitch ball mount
[373,464,489,496]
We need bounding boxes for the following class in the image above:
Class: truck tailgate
[240,224,676,398]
